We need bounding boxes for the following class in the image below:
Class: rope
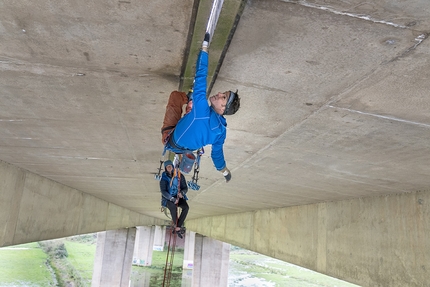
[162,0,225,284]
[206,0,224,42]
[162,225,177,287]
[162,166,182,287]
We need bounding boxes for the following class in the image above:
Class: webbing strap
[170,167,181,194]
[206,0,224,43]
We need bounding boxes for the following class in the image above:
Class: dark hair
[223,90,240,115]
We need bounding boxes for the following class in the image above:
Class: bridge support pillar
[183,230,196,269]
[91,228,136,287]
[192,234,230,287]
[153,225,166,251]
[132,226,155,266]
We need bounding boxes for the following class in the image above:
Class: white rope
[206,0,224,42]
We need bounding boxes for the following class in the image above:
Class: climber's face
[210,91,229,115]
[166,164,173,173]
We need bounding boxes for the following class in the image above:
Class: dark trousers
[166,198,189,228]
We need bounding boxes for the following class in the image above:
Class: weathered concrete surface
[1,0,428,217]
[0,0,430,285]
[186,189,430,286]
[189,0,430,218]
[132,226,155,266]
[0,160,165,246]
[91,228,136,287]
[193,234,230,287]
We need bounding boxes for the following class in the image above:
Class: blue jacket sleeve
[160,176,173,200]
[192,50,210,117]
[211,132,227,170]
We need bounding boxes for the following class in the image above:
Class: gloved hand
[221,167,231,182]
[202,32,210,48]
[169,197,176,202]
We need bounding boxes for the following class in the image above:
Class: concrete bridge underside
[1,1,429,286]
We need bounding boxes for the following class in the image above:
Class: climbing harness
[155,148,203,191]
[187,147,204,190]
[160,206,171,219]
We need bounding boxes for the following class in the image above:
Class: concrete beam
[180,0,246,93]
[0,160,165,247]
[186,189,430,286]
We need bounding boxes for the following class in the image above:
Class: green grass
[0,243,54,286]
[131,248,185,277]
[150,248,184,267]
[64,240,96,283]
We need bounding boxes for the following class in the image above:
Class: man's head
[209,90,240,116]
[164,160,173,173]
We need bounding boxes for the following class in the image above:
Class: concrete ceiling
[1,0,429,222]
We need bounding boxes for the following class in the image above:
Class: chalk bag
[179,152,196,174]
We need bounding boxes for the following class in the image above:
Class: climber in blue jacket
[160,160,189,238]
[160,33,241,182]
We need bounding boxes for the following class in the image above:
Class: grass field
[64,240,96,284]
[0,243,54,286]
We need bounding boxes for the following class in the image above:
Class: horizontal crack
[281,1,429,63]
[327,105,430,129]
[282,0,407,28]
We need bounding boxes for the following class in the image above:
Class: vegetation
[0,242,54,286]
[130,247,185,286]
[38,239,84,287]
[0,236,358,287]
[229,249,359,287]
[64,239,96,284]
[0,237,97,287]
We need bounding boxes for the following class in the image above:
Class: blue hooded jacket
[160,169,188,207]
[171,50,227,171]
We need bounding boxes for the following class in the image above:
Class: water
[129,249,359,287]
[130,269,192,287]
[129,266,283,287]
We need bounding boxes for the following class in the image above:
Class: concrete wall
[2,156,428,286]
[0,160,165,247]
[186,190,430,287]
